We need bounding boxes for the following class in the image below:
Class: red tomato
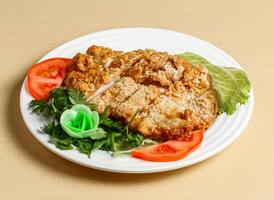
[27,58,72,100]
[132,130,203,162]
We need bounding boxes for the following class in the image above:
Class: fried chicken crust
[63,45,218,140]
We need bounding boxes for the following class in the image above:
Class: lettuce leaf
[180,52,251,115]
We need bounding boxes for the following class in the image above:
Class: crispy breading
[86,45,123,64]
[91,77,140,114]
[63,49,122,96]
[113,85,161,123]
[63,45,218,140]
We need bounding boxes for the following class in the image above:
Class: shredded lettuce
[180,52,251,115]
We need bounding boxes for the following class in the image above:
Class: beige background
[1,0,274,199]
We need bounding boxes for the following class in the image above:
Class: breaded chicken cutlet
[63,45,218,140]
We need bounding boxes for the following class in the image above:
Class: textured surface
[0,0,273,200]
[63,46,217,139]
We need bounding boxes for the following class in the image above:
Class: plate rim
[19,27,254,173]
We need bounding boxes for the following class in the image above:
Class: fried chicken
[63,45,218,140]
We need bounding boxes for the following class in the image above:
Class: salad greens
[29,88,97,121]
[180,52,251,115]
[30,88,145,157]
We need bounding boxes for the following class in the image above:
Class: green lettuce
[180,52,251,115]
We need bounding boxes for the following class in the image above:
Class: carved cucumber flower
[60,104,106,139]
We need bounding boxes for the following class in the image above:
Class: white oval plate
[20,28,254,173]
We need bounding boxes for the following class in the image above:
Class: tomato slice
[27,58,72,100]
[132,130,203,162]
